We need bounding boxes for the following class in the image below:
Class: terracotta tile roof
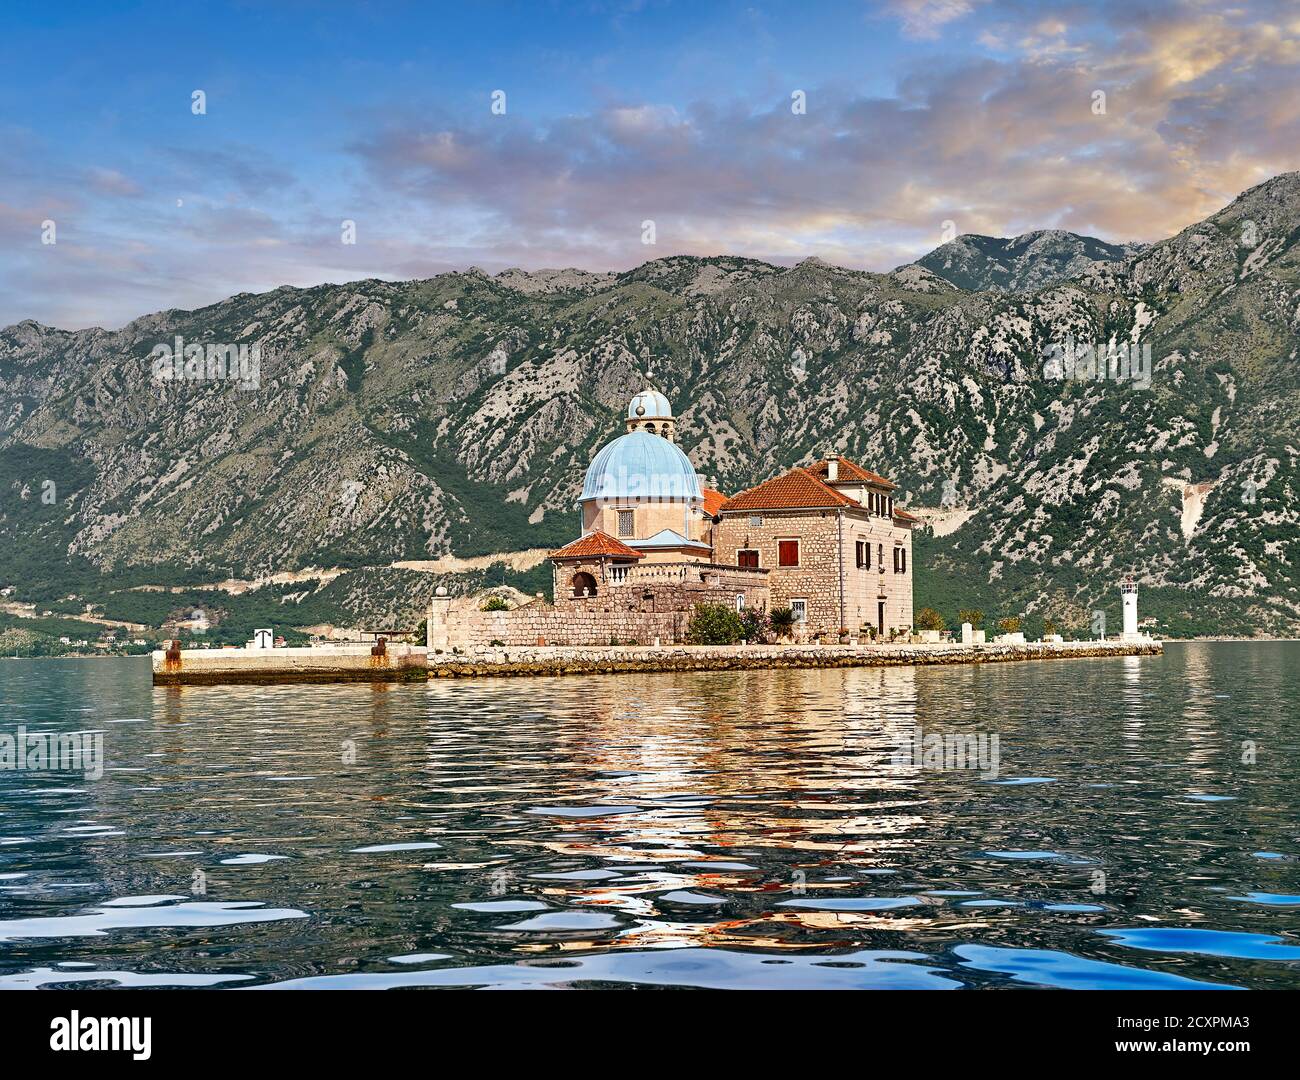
[701,487,728,516]
[548,530,645,560]
[807,456,897,491]
[720,467,858,512]
[892,506,920,523]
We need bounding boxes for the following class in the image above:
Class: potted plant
[769,606,795,642]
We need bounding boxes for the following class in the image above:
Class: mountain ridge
[2,172,1298,646]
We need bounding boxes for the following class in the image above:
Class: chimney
[826,458,839,482]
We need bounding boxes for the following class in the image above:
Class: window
[749,515,764,527]
[617,509,634,538]
[869,492,878,515]
[877,543,884,572]
[738,548,759,568]
[791,598,807,623]
[893,546,900,572]
[900,547,907,572]
[735,594,745,612]
[778,539,800,567]
[856,539,868,569]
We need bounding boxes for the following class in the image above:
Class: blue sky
[2,0,1297,328]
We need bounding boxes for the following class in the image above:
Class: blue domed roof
[581,430,702,503]
[626,390,672,420]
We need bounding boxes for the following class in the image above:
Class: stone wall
[429,595,680,649]
[715,507,913,636]
[431,562,771,649]
[427,639,1164,678]
[842,517,913,637]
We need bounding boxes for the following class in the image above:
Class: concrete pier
[152,642,428,685]
[151,637,1160,685]
[426,638,1163,678]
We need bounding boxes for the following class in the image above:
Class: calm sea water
[1,643,1297,990]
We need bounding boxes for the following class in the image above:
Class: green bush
[997,616,1022,634]
[480,595,510,612]
[958,608,984,629]
[916,606,945,631]
[740,608,771,643]
[686,603,747,645]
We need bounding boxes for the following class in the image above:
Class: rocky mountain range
[915,230,1145,293]
[2,172,1298,644]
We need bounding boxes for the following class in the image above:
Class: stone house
[715,456,916,638]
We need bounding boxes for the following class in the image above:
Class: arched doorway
[572,571,597,598]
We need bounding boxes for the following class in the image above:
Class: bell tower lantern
[625,389,675,442]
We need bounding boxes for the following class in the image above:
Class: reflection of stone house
[428,390,914,648]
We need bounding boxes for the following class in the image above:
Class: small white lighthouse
[1120,577,1140,640]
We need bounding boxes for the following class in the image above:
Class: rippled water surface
[1,643,1298,989]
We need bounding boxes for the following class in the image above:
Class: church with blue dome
[569,390,721,564]
[545,388,915,641]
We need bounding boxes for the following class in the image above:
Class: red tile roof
[720,467,858,512]
[701,487,728,516]
[892,506,920,523]
[548,530,645,560]
[807,456,897,490]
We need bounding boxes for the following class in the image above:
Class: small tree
[997,616,1022,634]
[958,608,984,629]
[769,606,795,638]
[1043,618,1057,636]
[686,603,747,645]
[916,607,945,631]
[740,607,771,644]
[481,595,509,612]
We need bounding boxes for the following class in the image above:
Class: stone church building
[429,390,915,648]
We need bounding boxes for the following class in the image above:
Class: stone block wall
[430,562,770,650]
[429,596,681,649]
[716,509,844,629]
[716,507,913,636]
